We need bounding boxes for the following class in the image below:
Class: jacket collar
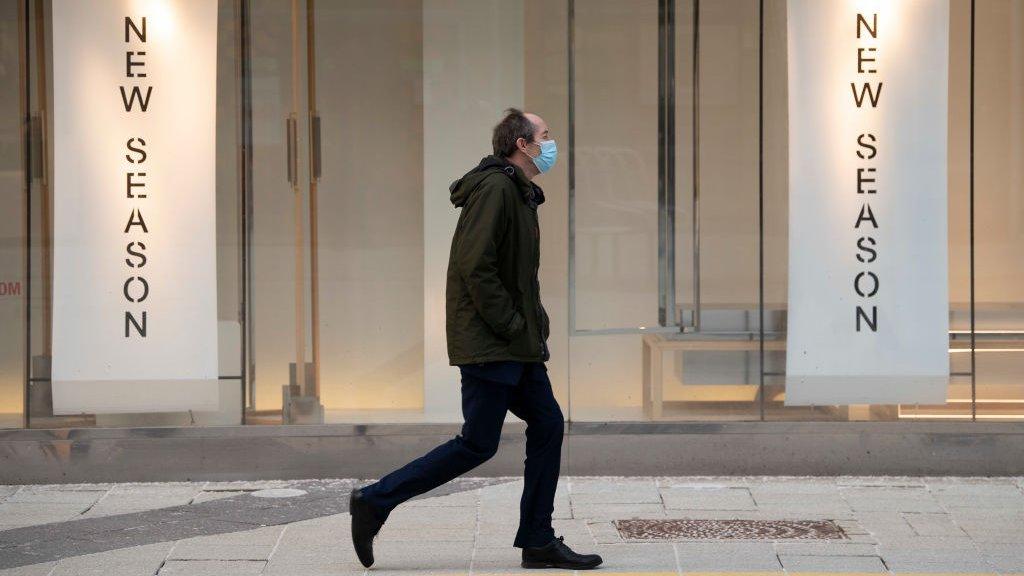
[503,159,546,209]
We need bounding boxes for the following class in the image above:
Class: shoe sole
[521,559,602,569]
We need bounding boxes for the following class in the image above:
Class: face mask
[527,139,557,174]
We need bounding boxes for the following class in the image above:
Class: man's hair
[492,108,537,158]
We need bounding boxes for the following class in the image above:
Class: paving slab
[571,479,663,505]
[403,489,478,507]
[571,501,668,520]
[5,488,107,506]
[201,480,293,491]
[750,492,851,508]
[987,554,1024,573]
[842,497,946,514]
[369,541,474,571]
[156,559,266,576]
[902,511,967,536]
[0,502,89,530]
[190,491,246,504]
[772,541,879,556]
[50,541,172,576]
[591,543,677,571]
[0,562,56,576]
[878,547,994,571]
[661,487,759,511]
[167,525,285,561]
[747,480,841,495]
[263,542,354,566]
[0,487,22,500]
[470,545,530,571]
[778,553,888,572]
[262,560,365,576]
[675,541,783,571]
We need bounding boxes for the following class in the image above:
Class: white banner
[785,0,950,405]
[51,0,220,414]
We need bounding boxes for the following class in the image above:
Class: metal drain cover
[614,518,848,541]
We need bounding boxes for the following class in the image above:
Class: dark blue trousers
[358,363,564,548]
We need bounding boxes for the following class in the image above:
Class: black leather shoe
[349,487,387,568]
[521,535,603,569]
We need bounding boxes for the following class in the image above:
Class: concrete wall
[2,421,1023,483]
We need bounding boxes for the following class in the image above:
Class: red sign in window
[0,281,22,297]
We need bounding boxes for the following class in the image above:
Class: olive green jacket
[445,155,550,365]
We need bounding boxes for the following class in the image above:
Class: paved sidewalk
[0,476,1023,575]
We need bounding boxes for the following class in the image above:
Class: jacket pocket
[502,306,527,341]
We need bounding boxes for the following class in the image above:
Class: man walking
[348,109,602,570]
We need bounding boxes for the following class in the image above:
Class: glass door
[243,0,321,424]
[306,0,425,422]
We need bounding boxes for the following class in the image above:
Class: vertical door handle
[30,112,48,185]
[311,113,321,181]
[286,114,298,186]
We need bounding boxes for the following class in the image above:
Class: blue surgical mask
[529,139,557,174]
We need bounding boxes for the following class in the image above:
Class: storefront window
[22,0,244,427]
[974,0,1024,420]
[2,0,1021,428]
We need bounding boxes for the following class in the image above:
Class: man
[348,109,602,570]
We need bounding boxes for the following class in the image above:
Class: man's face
[520,113,550,155]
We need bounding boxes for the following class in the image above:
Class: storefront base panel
[1,421,1022,484]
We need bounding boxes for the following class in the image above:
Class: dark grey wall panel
[1,422,1022,484]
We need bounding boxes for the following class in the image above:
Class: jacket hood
[449,154,546,209]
